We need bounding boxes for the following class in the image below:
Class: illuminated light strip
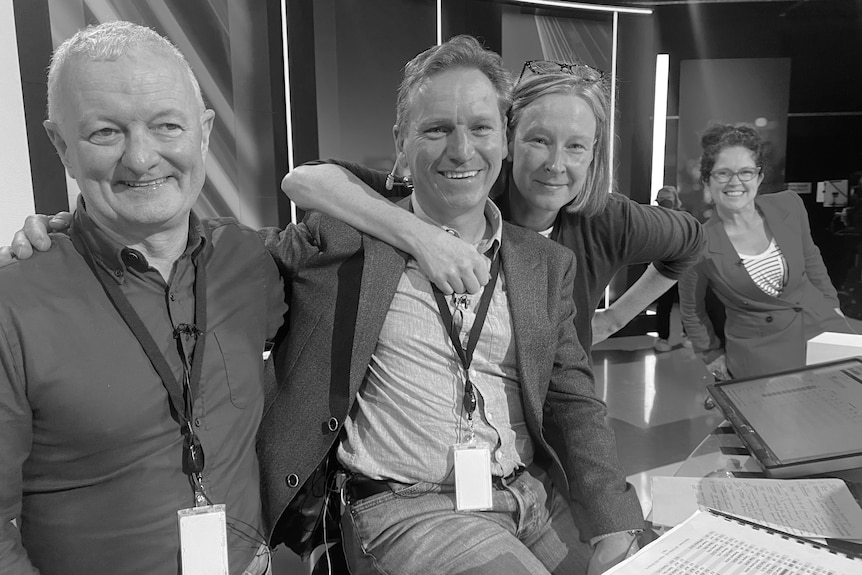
[437,0,443,45]
[609,11,618,196]
[650,53,670,204]
[601,12,620,311]
[281,0,298,224]
[510,0,652,14]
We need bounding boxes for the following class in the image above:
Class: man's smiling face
[44,48,214,238]
[395,67,506,225]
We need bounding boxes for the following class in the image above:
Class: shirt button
[286,474,300,488]
[114,269,123,277]
[194,418,201,427]
[766,316,773,323]
[327,417,339,432]
[170,293,176,301]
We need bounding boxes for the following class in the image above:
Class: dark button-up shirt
[0,201,286,574]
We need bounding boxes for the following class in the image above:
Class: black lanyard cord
[72,234,208,449]
[432,255,501,417]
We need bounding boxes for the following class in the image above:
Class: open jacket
[680,191,849,378]
[256,203,643,552]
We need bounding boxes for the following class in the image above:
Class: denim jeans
[341,467,591,575]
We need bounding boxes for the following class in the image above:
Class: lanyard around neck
[73,234,207,439]
[431,255,501,417]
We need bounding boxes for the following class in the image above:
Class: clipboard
[707,358,862,478]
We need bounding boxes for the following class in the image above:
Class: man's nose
[121,129,160,174]
[447,128,474,163]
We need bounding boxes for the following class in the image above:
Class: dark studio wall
[653,0,862,292]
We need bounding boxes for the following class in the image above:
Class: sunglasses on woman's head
[517,60,605,84]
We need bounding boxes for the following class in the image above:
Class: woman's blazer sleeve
[786,192,839,306]
[679,263,724,364]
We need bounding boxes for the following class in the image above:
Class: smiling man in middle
[258,35,643,575]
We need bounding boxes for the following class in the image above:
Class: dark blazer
[257,206,643,551]
[680,191,850,378]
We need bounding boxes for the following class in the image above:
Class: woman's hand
[706,354,730,380]
[591,309,621,345]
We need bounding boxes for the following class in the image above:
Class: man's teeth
[124,177,168,188]
[442,170,478,179]
[725,191,744,197]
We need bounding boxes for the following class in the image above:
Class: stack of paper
[606,509,862,574]
[650,476,862,541]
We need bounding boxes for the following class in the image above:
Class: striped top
[740,238,787,296]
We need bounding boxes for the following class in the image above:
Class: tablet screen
[715,360,862,464]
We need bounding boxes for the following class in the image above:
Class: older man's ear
[43,120,75,177]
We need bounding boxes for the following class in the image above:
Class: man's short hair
[47,20,204,121]
[395,35,512,135]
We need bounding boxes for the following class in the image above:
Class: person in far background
[279,60,704,357]
[652,186,691,352]
[679,123,854,380]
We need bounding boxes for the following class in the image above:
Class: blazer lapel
[705,216,776,305]
[348,236,408,397]
[500,228,550,414]
[758,196,803,293]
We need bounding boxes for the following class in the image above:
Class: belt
[346,467,527,504]
[345,475,392,502]
[493,466,526,489]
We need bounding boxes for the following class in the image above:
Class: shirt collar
[70,194,207,283]
[409,193,502,259]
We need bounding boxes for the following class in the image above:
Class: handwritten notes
[651,476,862,540]
[606,510,862,575]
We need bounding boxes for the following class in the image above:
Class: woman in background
[679,123,852,380]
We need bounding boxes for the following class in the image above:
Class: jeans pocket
[348,482,439,550]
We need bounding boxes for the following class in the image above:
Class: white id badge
[453,442,492,511]
[177,504,229,575]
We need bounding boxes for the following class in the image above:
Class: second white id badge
[453,442,492,511]
[177,504,229,575]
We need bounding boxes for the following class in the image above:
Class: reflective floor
[592,325,724,519]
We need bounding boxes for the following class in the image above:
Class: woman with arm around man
[281,57,703,355]
[680,123,854,380]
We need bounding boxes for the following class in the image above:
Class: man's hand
[0,213,73,268]
[410,225,491,295]
[588,532,639,574]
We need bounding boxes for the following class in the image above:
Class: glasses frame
[709,166,762,184]
[517,60,605,84]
